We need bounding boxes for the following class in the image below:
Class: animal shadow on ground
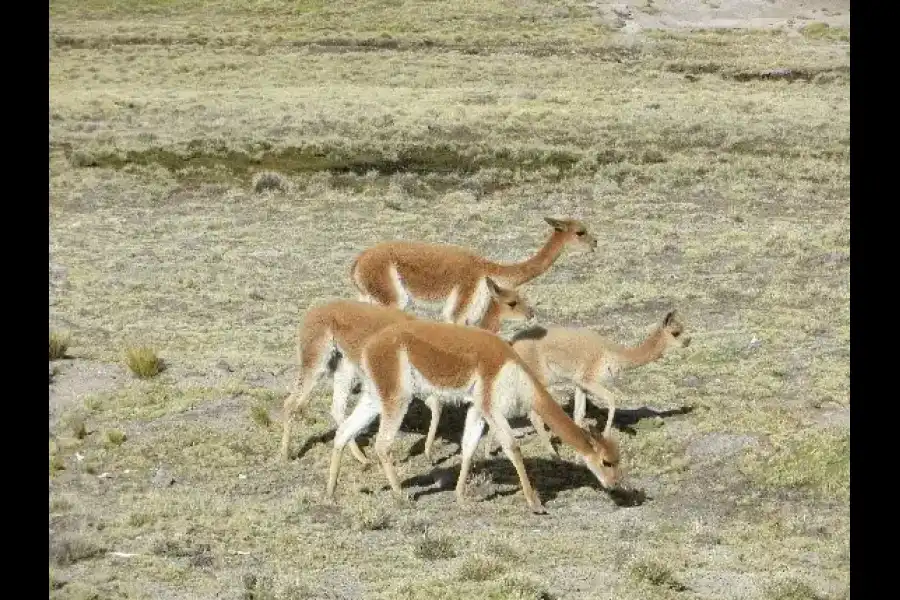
[398,394,696,462]
[401,456,649,508]
[580,397,697,436]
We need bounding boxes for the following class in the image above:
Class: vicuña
[349,216,596,326]
[325,320,621,514]
[478,310,692,459]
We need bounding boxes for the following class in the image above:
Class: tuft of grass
[125,346,163,378]
[457,554,507,582]
[105,428,127,446]
[765,578,829,600]
[483,540,521,562]
[127,512,154,528]
[249,403,272,428]
[49,535,105,566]
[68,415,89,439]
[629,560,688,591]
[50,496,73,513]
[488,575,555,600]
[49,453,66,474]
[251,170,290,194]
[240,573,314,600]
[50,331,71,360]
[413,531,457,560]
[740,429,849,500]
[349,502,393,531]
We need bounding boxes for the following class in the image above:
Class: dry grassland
[50,1,849,599]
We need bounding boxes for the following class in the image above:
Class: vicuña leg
[422,394,443,463]
[576,378,618,433]
[326,393,380,499]
[455,406,486,504]
[528,410,558,457]
[483,412,545,514]
[373,397,413,500]
[280,346,331,461]
[482,410,557,459]
[330,359,369,465]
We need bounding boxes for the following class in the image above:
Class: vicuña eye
[576,231,586,236]
[508,301,518,308]
[672,331,681,338]
[601,460,614,468]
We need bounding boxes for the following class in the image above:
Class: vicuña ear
[544,216,566,231]
[485,277,503,297]
[663,310,677,326]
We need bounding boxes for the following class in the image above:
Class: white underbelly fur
[389,265,491,325]
[491,361,536,418]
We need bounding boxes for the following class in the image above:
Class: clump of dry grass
[105,429,127,446]
[629,560,687,591]
[240,573,314,600]
[457,554,507,582]
[50,331,70,360]
[125,346,163,378]
[49,453,66,474]
[489,575,555,600]
[252,170,289,194]
[249,403,272,428]
[765,578,830,600]
[67,414,88,439]
[413,531,457,560]
[349,501,393,531]
[49,535,105,566]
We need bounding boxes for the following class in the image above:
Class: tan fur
[478,310,691,458]
[279,280,534,463]
[325,321,622,514]
[349,217,596,323]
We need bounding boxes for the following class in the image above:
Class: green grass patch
[800,23,850,42]
[105,428,127,446]
[741,429,849,501]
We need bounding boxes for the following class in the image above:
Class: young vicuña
[279,279,534,463]
[349,217,596,325]
[478,310,691,458]
[325,320,622,514]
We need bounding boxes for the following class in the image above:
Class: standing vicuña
[349,217,596,325]
[478,310,691,458]
[326,320,621,514]
[279,279,534,463]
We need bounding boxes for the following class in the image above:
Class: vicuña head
[660,309,691,350]
[582,424,622,490]
[485,277,535,322]
[544,216,597,253]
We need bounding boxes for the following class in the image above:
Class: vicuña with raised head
[349,217,596,325]
[478,310,691,458]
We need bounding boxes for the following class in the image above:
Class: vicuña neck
[485,231,568,287]
[618,328,667,368]
[475,302,502,333]
[532,385,595,456]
